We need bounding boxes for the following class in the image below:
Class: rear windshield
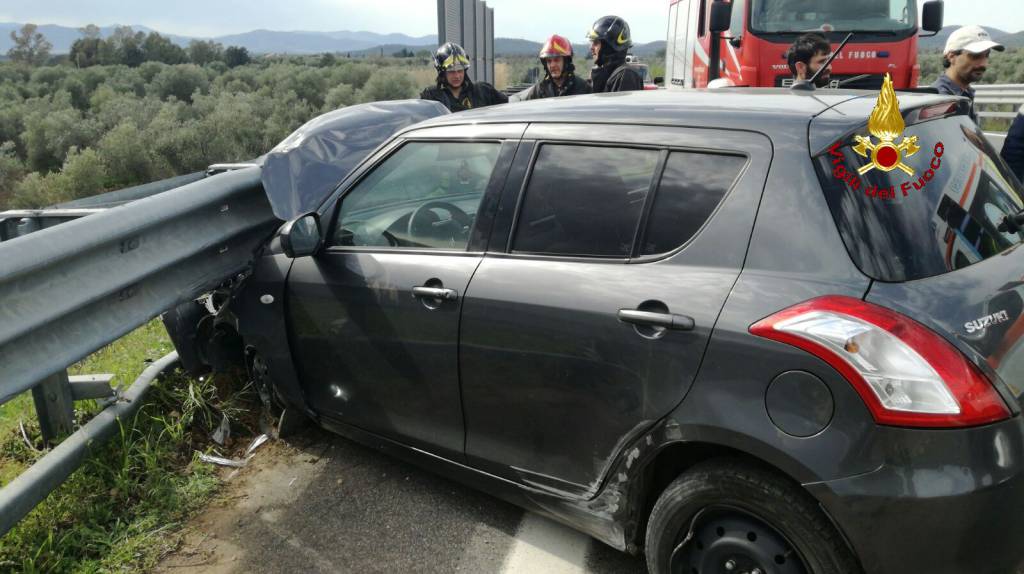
[816,114,1024,282]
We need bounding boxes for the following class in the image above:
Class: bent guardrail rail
[0,166,280,537]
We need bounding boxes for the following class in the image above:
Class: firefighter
[787,33,832,88]
[420,42,507,112]
[586,16,643,93]
[522,34,591,100]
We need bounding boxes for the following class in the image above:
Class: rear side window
[816,116,1024,281]
[640,152,745,255]
[511,144,745,258]
[512,145,659,257]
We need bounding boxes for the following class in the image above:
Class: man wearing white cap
[931,25,1004,123]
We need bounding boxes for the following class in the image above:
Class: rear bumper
[806,416,1024,574]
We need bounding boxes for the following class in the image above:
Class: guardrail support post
[31,370,75,444]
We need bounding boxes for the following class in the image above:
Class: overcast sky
[0,0,1020,43]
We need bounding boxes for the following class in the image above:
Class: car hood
[261,99,450,221]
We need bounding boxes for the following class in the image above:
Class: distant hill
[1001,31,1024,49]
[919,25,1024,50]
[0,22,436,55]
[211,30,437,55]
[344,37,666,59]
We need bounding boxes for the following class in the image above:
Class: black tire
[644,458,861,574]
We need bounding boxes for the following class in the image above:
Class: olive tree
[7,24,53,66]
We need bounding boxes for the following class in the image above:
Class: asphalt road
[157,425,648,574]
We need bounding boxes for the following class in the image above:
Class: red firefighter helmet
[539,35,573,59]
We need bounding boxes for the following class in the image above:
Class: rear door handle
[413,286,458,301]
[617,309,695,331]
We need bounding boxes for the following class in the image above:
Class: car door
[459,124,771,497]
[287,124,524,460]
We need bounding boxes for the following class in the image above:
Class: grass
[0,319,259,573]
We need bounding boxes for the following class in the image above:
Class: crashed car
[168,88,1024,574]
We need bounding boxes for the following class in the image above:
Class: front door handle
[617,309,695,331]
[412,286,458,301]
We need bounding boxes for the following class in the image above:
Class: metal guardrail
[0,352,180,536]
[975,84,1024,122]
[0,167,280,537]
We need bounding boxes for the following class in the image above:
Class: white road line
[500,512,591,574]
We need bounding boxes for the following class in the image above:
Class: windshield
[750,0,916,33]
[816,114,1024,282]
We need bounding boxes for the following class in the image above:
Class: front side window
[331,141,500,250]
[512,145,660,257]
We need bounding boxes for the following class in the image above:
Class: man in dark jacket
[1002,109,1024,183]
[931,25,1004,123]
[522,34,590,100]
[420,42,507,113]
[586,15,643,93]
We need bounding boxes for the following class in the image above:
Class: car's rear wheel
[644,458,860,574]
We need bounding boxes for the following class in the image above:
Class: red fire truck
[665,0,943,89]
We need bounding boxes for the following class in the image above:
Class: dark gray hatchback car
[184,89,1024,574]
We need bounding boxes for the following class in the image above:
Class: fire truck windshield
[750,0,916,33]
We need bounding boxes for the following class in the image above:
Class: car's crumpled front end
[164,99,450,404]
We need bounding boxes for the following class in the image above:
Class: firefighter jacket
[420,78,508,112]
[521,74,591,100]
[590,54,644,93]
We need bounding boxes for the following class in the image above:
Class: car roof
[409,88,962,137]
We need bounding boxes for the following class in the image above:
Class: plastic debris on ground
[245,434,270,457]
[212,413,230,446]
[197,453,248,468]
[196,433,271,470]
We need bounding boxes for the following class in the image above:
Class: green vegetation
[0,24,441,211]
[0,55,430,210]
[6,25,52,67]
[0,320,260,573]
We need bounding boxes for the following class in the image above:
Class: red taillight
[750,295,1010,428]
